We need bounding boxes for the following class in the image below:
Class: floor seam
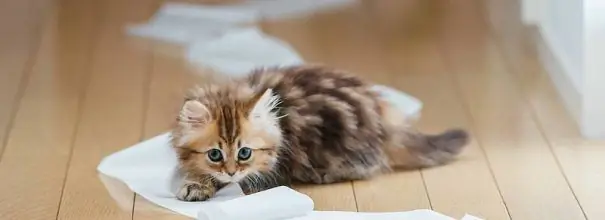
[490,31,589,220]
[436,30,513,220]
[131,22,156,220]
[0,3,44,163]
[55,0,100,218]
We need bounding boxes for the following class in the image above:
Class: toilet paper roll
[186,27,304,77]
[197,186,314,220]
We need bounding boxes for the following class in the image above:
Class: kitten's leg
[320,160,388,184]
[240,170,291,195]
[176,174,222,202]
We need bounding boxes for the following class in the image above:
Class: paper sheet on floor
[97,132,481,220]
[97,0,481,219]
[127,0,359,45]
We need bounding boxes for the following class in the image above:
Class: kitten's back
[241,66,468,183]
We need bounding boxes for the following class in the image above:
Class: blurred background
[0,0,603,219]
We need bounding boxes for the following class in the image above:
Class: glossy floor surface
[0,0,604,219]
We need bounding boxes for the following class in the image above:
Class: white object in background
[157,2,258,24]
[126,0,358,45]
[187,28,304,77]
[126,4,255,45]
[371,84,423,123]
[197,186,314,220]
[580,0,605,139]
[127,17,244,45]
[160,0,357,22]
[529,0,605,139]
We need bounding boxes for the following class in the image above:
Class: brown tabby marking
[171,65,469,201]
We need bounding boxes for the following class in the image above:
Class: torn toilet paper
[196,186,314,220]
[127,1,359,77]
[97,131,480,220]
[186,28,304,77]
[127,0,358,46]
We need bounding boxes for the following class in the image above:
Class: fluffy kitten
[171,65,469,201]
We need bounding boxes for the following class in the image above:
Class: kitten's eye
[207,149,223,162]
[237,147,252,161]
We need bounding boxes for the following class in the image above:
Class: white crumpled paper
[186,27,304,77]
[98,0,482,219]
[126,0,359,46]
[97,130,477,220]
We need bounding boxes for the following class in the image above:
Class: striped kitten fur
[171,65,469,201]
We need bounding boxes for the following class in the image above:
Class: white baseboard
[534,28,583,127]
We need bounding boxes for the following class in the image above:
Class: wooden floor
[1,0,604,219]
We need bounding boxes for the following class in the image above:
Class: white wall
[538,0,584,94]
[581,0,605,138]
[526,0,605,139]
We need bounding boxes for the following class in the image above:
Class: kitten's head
[171,84,284,183]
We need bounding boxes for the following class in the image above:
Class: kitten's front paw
[176,182,216,202]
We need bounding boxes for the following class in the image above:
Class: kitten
[171,65,469,201]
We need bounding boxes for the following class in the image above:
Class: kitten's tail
[385,128,469,169]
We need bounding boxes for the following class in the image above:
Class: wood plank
[550,141,605,220]
[376,2,509,218]
[132,50,198,220]
[376,28,510,218]
[0,0,95,218]
[261,14,328,64]
[439,11,587,218]
[0,0,50,159]
[500,38,604,220]
[56,0,159,218]
[526,70,604,220]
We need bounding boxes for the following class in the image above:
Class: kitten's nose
[227,172,235,176]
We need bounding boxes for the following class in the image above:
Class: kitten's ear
[247,88,283,143]
[175,100,212,147]
[178,100,211,127]
[248,88,280,121]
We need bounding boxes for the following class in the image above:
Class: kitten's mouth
[230,173,247,183]
[214,172,246,183]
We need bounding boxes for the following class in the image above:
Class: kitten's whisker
[275,113,289,119]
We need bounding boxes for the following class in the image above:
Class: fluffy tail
[385,128,469,169]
